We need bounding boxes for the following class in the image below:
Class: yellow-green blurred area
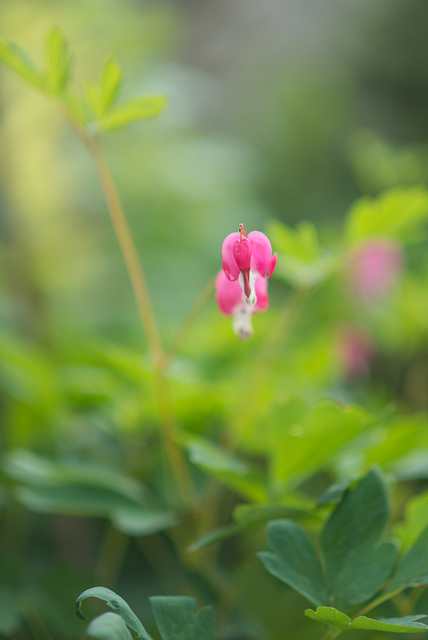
[3,1,428,639]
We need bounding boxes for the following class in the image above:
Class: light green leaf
[44,25,72,95]
[76,587,152,640]
[86,613,133,640]
[111,507,178,536]
[345,186,428,243]
[394,491,428,550]
[387,524,428,593]
[267,219,337,288]
[97,95,167,133]
[321,469,397,609]
[0,39,45,90]
[150,597,216,640]
[305,606,351,629]
[259,520,328,607]
[305,607,428,633]
[99,56,122,113]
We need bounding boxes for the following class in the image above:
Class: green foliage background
[2,1,428,639]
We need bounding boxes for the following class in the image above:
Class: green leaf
[4,449,177,534]
[97,95,167,133]
[151,597,216,640]
[0,40,45,90]
[305,607,428,633]
[44,26,72,95]
[345,186,428,243]
[267,219,337,288]
[321,468,397,610]
[76,587,152,640]
[394,491,428,550]
[184,437,266,501]
[86,613,133,640]
[387,524,428,593]
[305,606,351,629]
[259,520,328,607]
[99,56,122,113]
[188,504,312,553]
[0,587,21,635]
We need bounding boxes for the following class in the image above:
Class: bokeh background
[2,1,428,639]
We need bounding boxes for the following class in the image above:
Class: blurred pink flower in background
[338,326,375,379]
[215,271,269,339]
[348,240,403,302]
[221,224,277,304]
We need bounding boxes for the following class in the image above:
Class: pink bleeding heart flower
[216,270,269,339]
[348,240,403,302]
[221,223,277,306]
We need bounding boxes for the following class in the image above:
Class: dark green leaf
[86,613,133,640]
[0,40,44,90]
[97,95,167,132]
[151,597,216,640]
[76,587,151,640]
[259,520,328,607]
[321,468,397,609]
[0,587,21,635]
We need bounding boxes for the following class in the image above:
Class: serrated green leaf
[321,469,397,610]
[151,597,216,640]
[86,613,133,640]
[0,40,45,90]
[387,524,428,593]
[305,607,428,633]
[99,57,122,113]
[259,520,328,607]
[345,186,428,243]
[44,26,72,95]
[76,587,152,640]
[97,95,167,133]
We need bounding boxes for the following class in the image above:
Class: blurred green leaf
[267,399,375,493]
[44,25,72,95]
[97,95,167,133]
[305,607,428,633]
[321,469,397,610]
[0,39,45,90]
[259,520,328,607]
[387,524,428,593]
[76,587,151,640]
[0,587,21,635]
[394,491,428,550]
[4,449,177,534]
[99,57,122,114]
[184,437,266,501]
[267,219,337,288]
[86,613,133,640]
[345,186,428,243]
[151,597,216,640]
